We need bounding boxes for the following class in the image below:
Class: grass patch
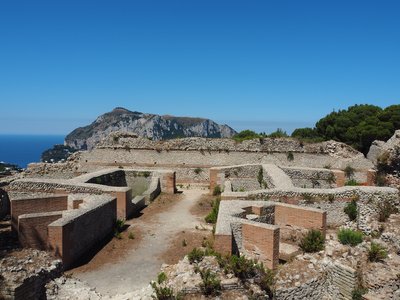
[205,197,220,224]
[368,242,387,262]
[338,228,363,246]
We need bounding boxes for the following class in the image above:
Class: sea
[0,135,65,168]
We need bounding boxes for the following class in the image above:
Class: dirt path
[73,189,207,296]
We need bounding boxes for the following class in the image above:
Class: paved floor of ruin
[72,188,206,296]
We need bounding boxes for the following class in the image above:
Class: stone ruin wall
[274,262,358,300]
[76,135,374,184]
[214,201,327,271]
[9,193,117,269]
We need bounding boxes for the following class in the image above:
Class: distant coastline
[0,134,65,168]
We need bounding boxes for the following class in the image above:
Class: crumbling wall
[0,250,62,300]
[275,276,327,300]
[280,166,338,189]
[78,141,374,183]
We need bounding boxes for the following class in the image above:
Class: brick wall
[241,222,279,270]
[332,170,345,187]
[48,198,116,268]
[18,212,63,249]
[111,189,132,220]
[366,169,376,186]
[11,195,68,231]
[159,171,176,194]
[275,203,326,234]
[214,234,232,256]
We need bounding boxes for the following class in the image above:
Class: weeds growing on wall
[345,179,359,186]
[376,199,398,222]
[344,200,358,221]
[352,288,368,300]
[287,152,294,161]
[344,165,355,179]
[257,166,264,187]
[213,185,222,196]
[194,167,203,175]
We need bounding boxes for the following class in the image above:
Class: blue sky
[0,0,399,135]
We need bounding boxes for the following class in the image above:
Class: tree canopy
[292,104,400,154]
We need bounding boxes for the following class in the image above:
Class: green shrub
[375,173,387,186]
[233,130,261,142]
[368,242,387,262]
[344,200,358,221]
[198,268,221,296]
[344,165,355,179]
[302,193,315,204]
[345,179,359,186]
[188,248,206,263]
[157,272,167,284]
[254,263,275,296]
[327,173,336,185]
[115,219,125,232]
[212,185,222,196]
[377,200,398,222]
[299,230,325,253]
[257,167,264,187]
[338,229,363,246]
[226,255,256,279]
[352,288,368,300]
[287,152,294,161]
[205,198,220,224]
[151,282,177,300]
[194,168,203,175]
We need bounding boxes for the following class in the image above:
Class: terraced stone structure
[8,168,176,268]
[214,200,326,270]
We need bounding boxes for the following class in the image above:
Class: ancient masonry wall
[274,203,327,234]
[0,260,62,300]
[48,196,116,268]
[18,211,63,250]
[214,201,326,270]
[209,164,354,193]
[10,194,68,231]
[274,262,357,300]
[241,221,280,270]
[78,147,374,183]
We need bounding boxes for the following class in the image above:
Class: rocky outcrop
[367,129,400,166]
[65,107,237,150]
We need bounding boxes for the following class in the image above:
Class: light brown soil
[73,189,210,296]
[189,193,215,218]
[69,226,143,273]
[161,230,213,265]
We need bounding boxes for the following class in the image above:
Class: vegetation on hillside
[0,162,22,173]
[292,104,400,154]
[41,144,76,163]
[233,128,288,142]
